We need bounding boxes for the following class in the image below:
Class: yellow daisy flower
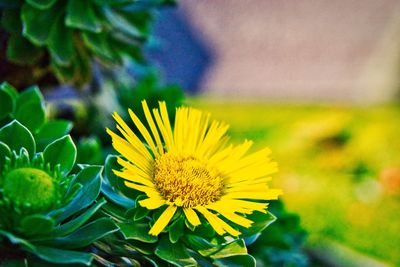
[107,101,282,237]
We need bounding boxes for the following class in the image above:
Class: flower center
[153,153,224,208]
[3,168,57,213]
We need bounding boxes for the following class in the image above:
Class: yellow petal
[124,181,160,198]
[142,100,164,155]
[149,205,177,236]
[128,108,159,157]
[183,208,201,226]
[139,197,166,210]
[224,189,283,200]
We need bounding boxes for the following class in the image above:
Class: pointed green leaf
[38,218,118,249]
[118,222,158,243]
[15,101,46,133]
[183,235,219,257]
[0,120,35,156]
[240,211,276,238]
[7,34,44,65]
[210,239,247,259]
[48,198,106,237]
[104,155,120,189]
[33,245,93,266]
[17,86,43,106]
[0,82,17,120]
[21,2,61,45]
[82,32,117,62]
[56,166,102,222]
[103,7,142,39]
[213,254,256,267]
[26,0,57,9]
[66,0,101,32]
[20,214,56,236]
[43,135,76,176]
[169,217,184,243]
[155,236,197,267]
[0,230,35,251]
[47,15,74,66]
[15,86,46,132]
[35,120,72,151]
[133,206,150,221]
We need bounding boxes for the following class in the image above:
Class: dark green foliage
[0,0,175,86]
[248,200,309,267]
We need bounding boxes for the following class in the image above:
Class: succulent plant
[0,82,118,265]
[0,0,174,86]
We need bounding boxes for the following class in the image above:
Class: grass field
[189,98,400,266]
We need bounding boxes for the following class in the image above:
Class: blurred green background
[189,100,400,266]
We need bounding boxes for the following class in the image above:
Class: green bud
[3,168,57,214]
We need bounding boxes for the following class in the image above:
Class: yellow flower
[107,101,282,236]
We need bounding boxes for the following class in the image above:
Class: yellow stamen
[153,153,224,208]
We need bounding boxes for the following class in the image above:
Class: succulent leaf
[0,120,35,157]
[43,135,76,176]
[65,0,102,32]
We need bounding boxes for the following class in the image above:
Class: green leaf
[43,135,76,176]
[17,85,43,106]
[38,218,118,249]
[48,198,106,237]
[0,82,17,120]
[66,0,101,32]
[0,230,35,251]
[118,222,158,243]
[21,2,61,45]
[20,214,56,236]
[133,206,150,221]
[101,182,135,209]
[0,141,11,172]
[0,120,35,156]
[56,166,102,222]
[213,254,256,267]
[35,120,72,150]
[103,7,143,39]
[183,235,219,257]
[104,155,119,189]
[33,245,93,266]
[240,211,276,238]
[47,15,75,66]
[169,217,184,243]
[26,0,57,9]
[6,33,43,65]
[210,239,247,259]
[155,236,197,267]
[15,99,46,133]
[82,32,117,62]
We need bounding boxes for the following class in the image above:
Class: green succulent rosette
[0,83,118,266]
[0,82,72,151]
[0,0,174,85]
